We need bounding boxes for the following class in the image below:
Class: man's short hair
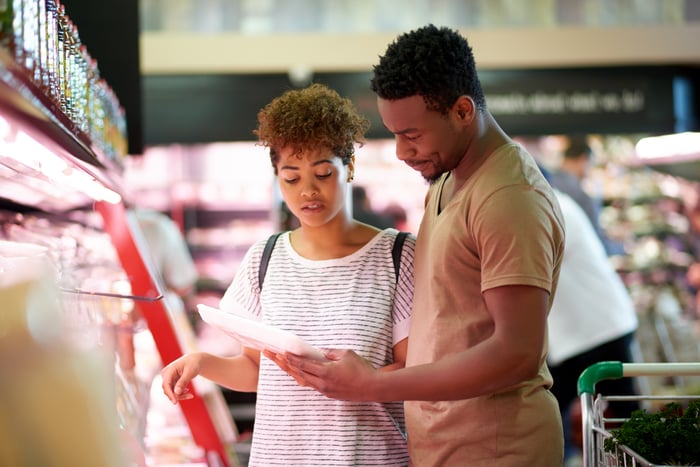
[564,139,592,160]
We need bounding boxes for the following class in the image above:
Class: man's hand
[270,349,381,401]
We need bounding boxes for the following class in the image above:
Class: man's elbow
[511,350,543,381]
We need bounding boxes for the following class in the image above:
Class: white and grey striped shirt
[220,228,415,466]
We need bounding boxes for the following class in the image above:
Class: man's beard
[425,171,444,185]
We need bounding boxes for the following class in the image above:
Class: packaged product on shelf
[0,239,133,466]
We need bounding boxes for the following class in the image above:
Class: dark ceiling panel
[144,74,295,145]
[480,66,694,136]
[143,66,700,146]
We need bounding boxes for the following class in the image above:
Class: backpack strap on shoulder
[261,231,407,289]
[259,232,282,290]
[392,231,409,283]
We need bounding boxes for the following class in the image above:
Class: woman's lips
[301,202,323,211]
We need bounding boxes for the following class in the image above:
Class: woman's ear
[347,155,355,182]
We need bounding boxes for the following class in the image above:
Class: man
[550,137,625,255]
[278,25,565,466]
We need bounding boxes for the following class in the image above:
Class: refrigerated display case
[0,8,240,465]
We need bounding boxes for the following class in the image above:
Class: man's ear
[454,96,475,122]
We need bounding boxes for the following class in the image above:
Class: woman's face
[276,146,352,228]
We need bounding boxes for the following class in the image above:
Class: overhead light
[635,132,700,161]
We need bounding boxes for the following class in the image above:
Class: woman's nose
[301,180,319,196]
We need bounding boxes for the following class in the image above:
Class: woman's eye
[283,178,298,184]
[316,172,332,179]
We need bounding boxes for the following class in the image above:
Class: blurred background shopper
[550,137,625,256]
[542,165,640,466]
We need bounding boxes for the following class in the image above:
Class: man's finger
[285,353,326,376]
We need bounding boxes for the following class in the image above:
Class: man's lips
[407,160,429,171]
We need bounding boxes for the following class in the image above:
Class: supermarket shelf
[0,47,124,209]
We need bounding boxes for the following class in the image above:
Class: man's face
[377,95,466,183]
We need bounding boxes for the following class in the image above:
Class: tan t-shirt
[405,143,565,466]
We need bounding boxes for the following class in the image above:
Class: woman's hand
[263,350,311,387]
[161,353,203,404]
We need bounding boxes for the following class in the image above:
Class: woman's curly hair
[370,24,486,115]
[254,83,370,173]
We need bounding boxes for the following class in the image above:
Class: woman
[161,83,415,466]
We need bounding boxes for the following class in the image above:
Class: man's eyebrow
[387,126,418,135]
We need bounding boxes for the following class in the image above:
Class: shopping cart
[578,361,700,467]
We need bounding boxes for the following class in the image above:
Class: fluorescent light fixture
[635,132,700,160]
[0,115,122,205]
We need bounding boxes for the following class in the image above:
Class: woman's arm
[161,347,261,403]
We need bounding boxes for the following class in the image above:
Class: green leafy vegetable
[603,400,700,465]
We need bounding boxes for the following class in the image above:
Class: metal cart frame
[578,361,700,467]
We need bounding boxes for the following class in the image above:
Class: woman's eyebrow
[280,159,334,171]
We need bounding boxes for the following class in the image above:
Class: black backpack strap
[261,231,406,289]
[392,231,409,283]
[259,232,282,290]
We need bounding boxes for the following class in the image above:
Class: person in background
[541,166,640,467]
[277,25,565,466]
[550,137,625,256]
[160,83,416,467]
[113,207,199,376]
[683,201,700,329]
[352,185,394,229]
[131,208,199,312]
[382,202,409,231]
[130,208,200,351]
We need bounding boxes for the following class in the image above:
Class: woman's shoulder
[376,228,417,252]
